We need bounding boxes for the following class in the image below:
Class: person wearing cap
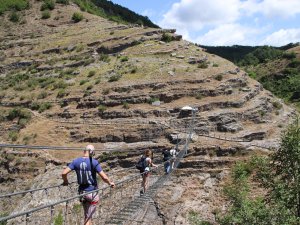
[61,145,115,225]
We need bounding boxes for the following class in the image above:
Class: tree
[270,117,300,219]
[217,118,300,224]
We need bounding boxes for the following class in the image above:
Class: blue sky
[111,0,300,46]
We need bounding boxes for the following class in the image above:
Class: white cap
[85,145,95,156]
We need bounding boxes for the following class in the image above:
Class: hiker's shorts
[81,192,99,219]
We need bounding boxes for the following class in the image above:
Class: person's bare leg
[84,218,92,225]
[142,176,146,193]
[144,176,149,192]
[83,202,93,225]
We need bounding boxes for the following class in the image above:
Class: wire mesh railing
[2,106,272,224]
[0,162,166,224]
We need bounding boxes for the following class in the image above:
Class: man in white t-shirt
[170,147,177,170]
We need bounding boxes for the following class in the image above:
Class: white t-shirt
[144,157,151,166]
[170,149,176,158]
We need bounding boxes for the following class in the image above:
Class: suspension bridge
[0,106,281,225]
[0,134,188,224]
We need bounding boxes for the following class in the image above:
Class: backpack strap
[89,156,97,186]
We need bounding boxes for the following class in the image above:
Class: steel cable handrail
[0,143,163,152]
[0,161,167,222]
[0,155,162,199]
[197,133,277,150]
[0,182,77,199]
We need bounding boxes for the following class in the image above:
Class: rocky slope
[0,1,297,223]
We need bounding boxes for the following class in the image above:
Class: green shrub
[37,77,56,88]
[98,105,107,112]
[30,102,52,113]
[9,11,20,22]
[83,90,91,97]
[53,80,68,90]
[195,93,203,100]
[148,97,160,104]
[130,67,137,73]
[122,102,129,109]
[18,118,29,128]
[108,74,121,82]
[0,212,9,224]
[13,84,26,91]
[198,61,208,69]
[37,91,48,99]
[272,101,282,109]
[120,56,128,62]
[282,51,296,59]
[0,0,29,15]
[188,210,213,225]
[214,74,223,81]
[83,58,95,66]
[232,161,253,180]
[79,79,88,85]
[41,0,55,11]
[99,53,110,62]
[76,44,84,52]
[57,89,67,98]
[86,85,93,90]
[64,68,75,75]
[56,0,69,4]
[0,110,6,122]
[102,88,110,95]
[95,79,101,85]
[38,102,52,113]
[213,63,219,67]
[41,10,51,19]
[72,12,83,23]
[248,71,257,79]
[161,33,175,42]
[54,211,63,225]
[288,59,300,68]
[88,70,96,77]
[9,131,18,142]
[7,108,31,121]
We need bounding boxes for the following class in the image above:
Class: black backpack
[162,150,171,161]
[136,156,146,172]
[79,157,96,187]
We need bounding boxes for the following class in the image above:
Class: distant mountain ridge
[199,43,300,110]
[91,0,159,28]
[199,43,299,64]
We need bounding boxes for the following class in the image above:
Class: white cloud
[158,0,300,46]
[241,0,300,18]
[159,0,241,31]
[160,0,300,31]
[192,24,258,46]
[261,28,300,46]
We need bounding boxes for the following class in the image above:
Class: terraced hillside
[0,1,297,224]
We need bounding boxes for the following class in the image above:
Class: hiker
[162,148,171,174]
[61,145,115,225]
[170,147,177,170]
[137,149,157,195]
